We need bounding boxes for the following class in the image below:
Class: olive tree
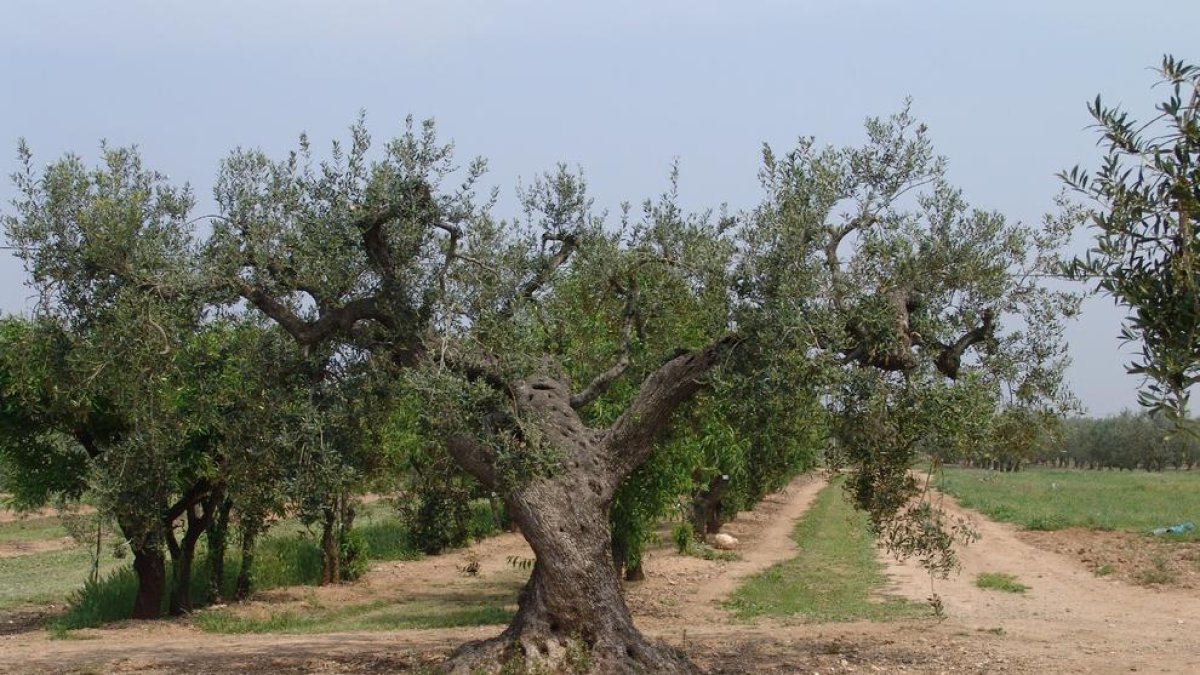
[1,145,320,617]
[202,106,1077,672]
[744,105,1078,557]
[1063,55,1200,424]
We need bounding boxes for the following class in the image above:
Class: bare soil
[2,475,1198,674]
[0,537,76,558]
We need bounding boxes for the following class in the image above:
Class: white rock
[711,533,739,550]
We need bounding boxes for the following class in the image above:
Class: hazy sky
[1,0,1195,415]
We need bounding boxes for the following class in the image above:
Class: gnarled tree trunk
[445,337,733,674]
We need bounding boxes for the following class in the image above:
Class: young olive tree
[1063,55,1200,425]
[1,144,205,618]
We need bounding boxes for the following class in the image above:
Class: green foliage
[727,478,922,622]
[1046,411,1198,470]
[53,568,139,630]
[975,572,1028,593]
[337,528,370,582]
[1063,55,1200,423]
[938,466,1200,535]
[671,521,694,553]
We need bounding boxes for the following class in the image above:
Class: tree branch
[164,478,213,525]
[570,278,640,409]
[445,435,498,489]
[239,284,395,345]
[603,335,738,479]
[933,309,995,380]
[500,232,579,317]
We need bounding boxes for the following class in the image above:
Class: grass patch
[195,582,518,635]
[726,478,923,622]
[938,467,1200,537]
[1134,555,1177,585]
[47,508,425,631]
[0,515,70,545]
[0,546,127,612]
[974,572,1028,593]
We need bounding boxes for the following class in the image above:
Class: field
[938,467,1200,534]
[1,469,1199,673]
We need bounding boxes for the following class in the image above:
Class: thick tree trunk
[448,465,695,674]
[207,496,233,603]
[131,545,166,620]
[445,339,732,673]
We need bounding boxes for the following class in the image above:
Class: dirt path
[2,475,1199,674]
[881,491,1200,674]
[626,471,826,626]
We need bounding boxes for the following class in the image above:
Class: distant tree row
[948,411,1198,472]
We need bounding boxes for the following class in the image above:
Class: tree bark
[691,474,731,538]
[168,499,214,615]
[207,495,233,603]
[234,524,258,601]
[445,338,733,673]
[131,544,166,620]
[118,518,166,620]
[320,505,339,586]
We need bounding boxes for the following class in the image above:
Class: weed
[459,552,482,577]
[671,521,694,554]
[1135,555,1177,585]
[506,555,535,571]
[975,572,1029,593]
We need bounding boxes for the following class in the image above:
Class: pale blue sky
[1,0,1195,415]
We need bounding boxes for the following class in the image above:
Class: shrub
[671,521,694,553]
[338,528,370,582]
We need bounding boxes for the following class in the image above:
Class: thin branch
[500,232,580,317]
[570,277,640,409]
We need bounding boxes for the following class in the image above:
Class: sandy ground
[1,473,1198,674]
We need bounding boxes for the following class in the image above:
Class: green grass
[47,498,509,631]
[0,515,70,545]
[194,578,520,634]
[938,467,1200,537]
[0,546,128,611]
[975,572,1028,593]
[726,478,923,622]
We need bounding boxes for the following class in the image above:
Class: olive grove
[0,106,1077,672]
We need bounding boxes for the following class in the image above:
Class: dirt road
[1,473,1197,674]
